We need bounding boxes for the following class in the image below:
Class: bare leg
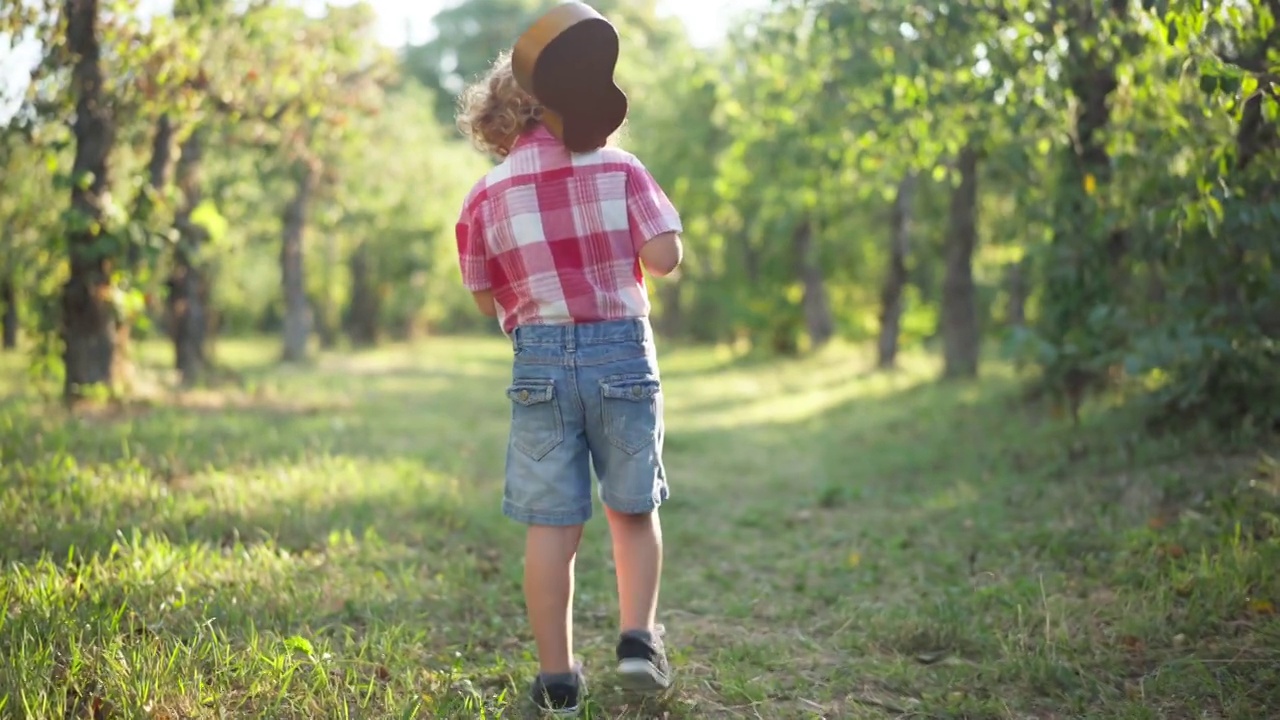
[605,507,663,633]
[523,524,584,675]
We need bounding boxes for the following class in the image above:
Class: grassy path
[1,338,1277,719]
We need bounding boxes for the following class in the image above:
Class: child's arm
[626,156,684,278]
[639,231,683,277]
[455,194,496,317]
[470,289,498,317]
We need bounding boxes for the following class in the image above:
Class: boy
[453,50,683,716]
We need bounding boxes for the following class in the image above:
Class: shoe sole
[616,658,672,693]
[538,706,580,718]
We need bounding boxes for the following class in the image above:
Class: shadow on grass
[0,361,520,567]
[3,339,1278,718]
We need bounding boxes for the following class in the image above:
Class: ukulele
[512,2,628,153]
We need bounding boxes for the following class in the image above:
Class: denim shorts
[501,318,668,526]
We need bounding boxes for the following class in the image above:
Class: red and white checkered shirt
[455,125,683,334]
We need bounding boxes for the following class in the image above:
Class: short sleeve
[625,157,683,252]
[455,202,491,292]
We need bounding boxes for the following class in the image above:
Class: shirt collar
[511,124,558,153]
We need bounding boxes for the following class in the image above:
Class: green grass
[2,336,1278,719]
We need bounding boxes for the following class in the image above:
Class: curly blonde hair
[456,50,543,158]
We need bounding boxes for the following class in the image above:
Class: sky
[0,0,768,122]
[328,0,769,48]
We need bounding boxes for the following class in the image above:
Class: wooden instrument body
[512,2,628,153]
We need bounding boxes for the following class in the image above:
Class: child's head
[456,50,543,158]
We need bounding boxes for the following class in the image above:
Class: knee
[604,505,658,526]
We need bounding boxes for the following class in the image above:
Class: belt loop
[565,325,576,353]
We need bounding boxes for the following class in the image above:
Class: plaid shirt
[455,126,683,334]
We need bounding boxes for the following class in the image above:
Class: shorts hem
[502,499,593,526]
[600,492,667,515]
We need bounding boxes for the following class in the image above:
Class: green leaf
[189,199,229,246]
[1198,72,1218,94]
[284,635,314,656]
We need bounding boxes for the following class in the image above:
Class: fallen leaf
[1249,599,1275,616]
[1088,588,1118,604]
[847,689,921,714]
[1157,543,1186,559]
[846,552,862,569]
[145,702,178,720]
[1120,635,1145,652]
[915,650,949,665]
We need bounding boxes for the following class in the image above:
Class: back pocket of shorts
[600,375,661,455]
[507,379,564,461]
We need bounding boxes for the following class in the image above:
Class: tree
[877,173,917,369]
[940,144,980,378]
[61,0,122,400]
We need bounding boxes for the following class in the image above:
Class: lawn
[1,336,1277,719]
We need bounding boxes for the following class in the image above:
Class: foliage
[0,0,1275,415]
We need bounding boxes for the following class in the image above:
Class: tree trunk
[1234,75,1278,173]
[657,282,682,339]
[1005,258,1028,328]
[1,273,16,350]
[741,238,760,286]
[317,226,339,350]
[61,0,121,401]
[1039,0,1129,414]
[1232,34,1280,338]
[148,115,174,187]
[126,114,174,270]
[941,145,980,379]
[315,292,337,349]
[877,172,917,369]
[345,241,379,347]
[281,160,315,363]
[794,216,834,350]
[167,127,209,386]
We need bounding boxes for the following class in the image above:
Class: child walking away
[454,49,683,717]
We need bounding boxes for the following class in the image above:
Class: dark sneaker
[530,662,586,717]
[615,625,672,693]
